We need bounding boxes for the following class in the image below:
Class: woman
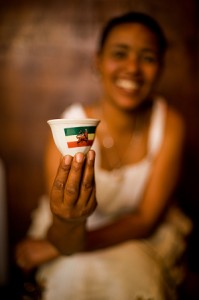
[15,12,192,300]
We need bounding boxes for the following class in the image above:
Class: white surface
[47,118,100,156]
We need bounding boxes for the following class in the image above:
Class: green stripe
[64,126,96,136]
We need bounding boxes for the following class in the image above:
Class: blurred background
[0,0,198,298]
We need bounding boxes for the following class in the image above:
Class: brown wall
[0,0,198,284]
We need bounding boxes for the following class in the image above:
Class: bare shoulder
[45,132,61,160]
[166,105,186,141]
[84,102,101,118]
[44,132,62,194]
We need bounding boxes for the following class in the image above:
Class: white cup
[47,118,100,156]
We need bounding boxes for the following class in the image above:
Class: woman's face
[97,23,162,111]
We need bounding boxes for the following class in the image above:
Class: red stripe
[67,140,94,148]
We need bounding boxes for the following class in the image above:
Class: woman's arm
[47,150,97,254]
[84,107,186,251]
[47,107,185,254]
[15,139,97,269]
[15,238,60,272]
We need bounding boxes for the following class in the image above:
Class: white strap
[148,98,167,158]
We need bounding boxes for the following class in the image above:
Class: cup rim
[47,118,100,125]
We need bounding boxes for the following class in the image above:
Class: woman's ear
[154,59,165,91]
[157,58,165,80]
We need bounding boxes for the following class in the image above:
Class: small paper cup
[47,118,100,156]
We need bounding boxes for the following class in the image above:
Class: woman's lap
[36,241,175,300]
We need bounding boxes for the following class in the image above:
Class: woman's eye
[111,51,127,59]
[142,55,158,63]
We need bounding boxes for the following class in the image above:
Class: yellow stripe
[66,133,95,142]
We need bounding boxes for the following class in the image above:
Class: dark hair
[98,11,168,57]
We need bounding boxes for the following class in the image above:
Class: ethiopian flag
[64,126,96,148]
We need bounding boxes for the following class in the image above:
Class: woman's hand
[50,150,97,221]
[47,150,97,254]
[15,238,60,272]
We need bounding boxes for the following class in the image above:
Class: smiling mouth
[115,79,141,93]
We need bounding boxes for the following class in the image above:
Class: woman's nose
[126,55,141,73]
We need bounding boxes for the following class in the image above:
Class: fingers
[80,150,96,205]
[64,152,86,205]
[81,186,98,217]
[51,150,96,218]
[15,241,32,271]
[64,150,96,205]
[51,155,73,207]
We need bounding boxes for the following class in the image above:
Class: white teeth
[116,79,139,91]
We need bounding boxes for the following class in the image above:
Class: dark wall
[0,0,198,289]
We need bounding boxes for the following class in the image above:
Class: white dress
[28,98,192,300]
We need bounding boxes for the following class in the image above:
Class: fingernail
[88,150,95,161]
[64,155,73,165]
[75,152,85,163]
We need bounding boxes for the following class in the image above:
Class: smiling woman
[15,11,192,300]
[96,23,162,111]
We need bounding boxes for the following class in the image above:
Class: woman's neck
[99,98,153,133]
[86,98,155,170]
